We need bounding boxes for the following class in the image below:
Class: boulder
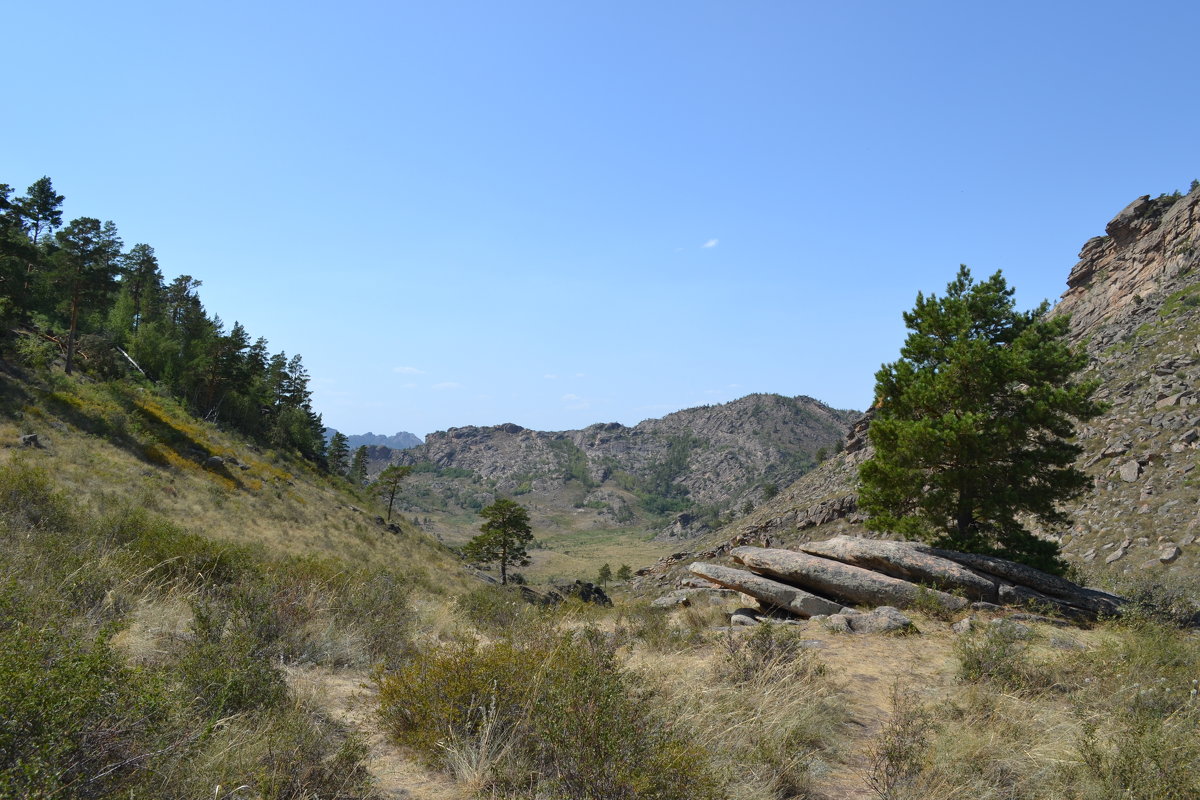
[1119,460,1142,482]
[19,433,39,448]
[652,592,692,609]
[799,535,998,601]
[729,546,969,612]
[821,614,854,633]
[847,606,917,635]
[688,562,845,618]
[729,608,761,626]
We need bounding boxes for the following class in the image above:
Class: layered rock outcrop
[690,536,1124,622]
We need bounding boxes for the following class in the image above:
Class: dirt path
[286,666,471,800]
[801,621,961,800]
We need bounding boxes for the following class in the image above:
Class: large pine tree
[858,266,1102,574]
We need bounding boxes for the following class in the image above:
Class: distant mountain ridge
[372,393,859,538]
[324,429,423,450]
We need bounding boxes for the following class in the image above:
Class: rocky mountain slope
[371,393,858,538]
[646,184,1200,583]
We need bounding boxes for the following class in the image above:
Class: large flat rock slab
[799,535,998,602]
[730,546,969,612]
[688,562,846,618]
[910,544,1124,617]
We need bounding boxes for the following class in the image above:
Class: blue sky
[6,1,1198,437]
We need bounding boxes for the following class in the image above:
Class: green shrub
[178,594,288,716]
[378,627,719,799]
[955,622,1039,689]
[0,459,74,533]
[455,585,536,634]
[0,608,166,798]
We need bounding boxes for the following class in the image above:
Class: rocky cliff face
[373,394,858,537]
[647,184,1200,583]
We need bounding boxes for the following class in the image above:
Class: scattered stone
[1106,548,1127,563]
[652,592,691,609]
[19,433,39,448]
[729,608,761,626]
[1119,460,1142,481]
[1159,546,1182,563]
[848,606,917,635]
[970,601,1003,612]
[1101,441,1131,457]
[205,456,225,468]
[952,616,976,634]
[679,576,722,590]
[821,614,853,633]
[989,618,1035,639]
[1049,635,1087,650]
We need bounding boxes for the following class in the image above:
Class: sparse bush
[455,585,536,634]
[614,601,704,652]
[377,627,719,799]
[1104,571,1200,628]
[864,684,934,800]
[955,622,1040,689]
[716,622,824,685]
[909,584,965,621]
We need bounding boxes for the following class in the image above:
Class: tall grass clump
[1066,616,1200,799]
[377,625,719,799]
[632,623,842,800]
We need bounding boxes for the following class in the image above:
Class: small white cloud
[575,372,587,378]
[562,393,580,402]
[702,238,719,248]
[543,374,559,380]
[393,366,425,374]
[432,382,462,390]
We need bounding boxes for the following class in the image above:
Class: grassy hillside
[3,364,1199,799]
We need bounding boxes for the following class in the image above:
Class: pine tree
[375,464,412,521]
[858,267,1102,574]
[462,498,533,585]
[51,218,123,374]
[616,564,632,582]
[327,432,350,476]
[596,563,612,587]
[18,177,64,245]
[347,445,369,486]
